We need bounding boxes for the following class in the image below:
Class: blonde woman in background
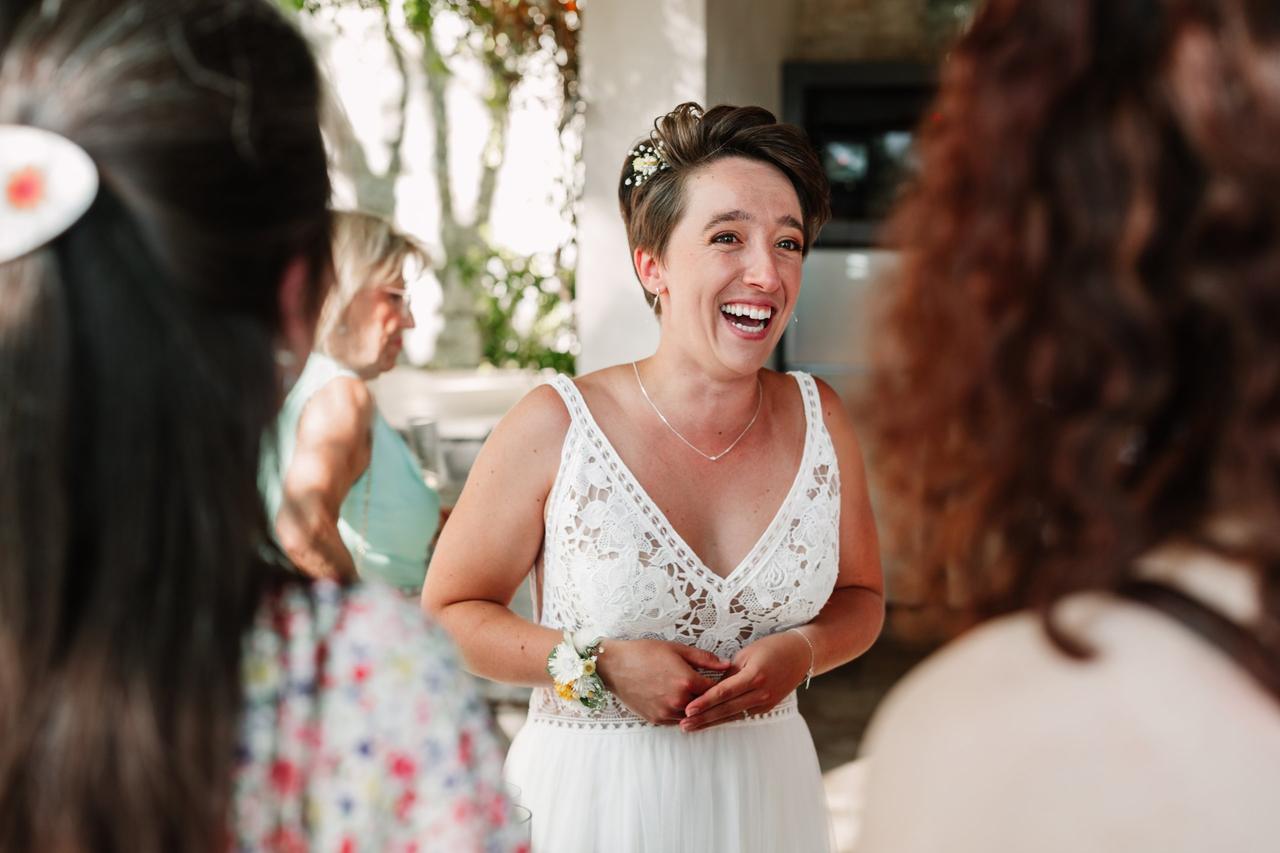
[262,210,440,591]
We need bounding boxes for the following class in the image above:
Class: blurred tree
[288,0,581,371]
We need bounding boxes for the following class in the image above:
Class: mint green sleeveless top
[260,353,439,591]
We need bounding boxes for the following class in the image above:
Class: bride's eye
[711,232,740,245]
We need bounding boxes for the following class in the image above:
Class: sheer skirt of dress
[506,694,833,853]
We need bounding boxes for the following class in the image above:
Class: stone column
[576,0,708,374]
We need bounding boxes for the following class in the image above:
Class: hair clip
[623,140,669,188]
[0,125,100,265]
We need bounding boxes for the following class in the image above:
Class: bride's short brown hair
[618,102,830,312]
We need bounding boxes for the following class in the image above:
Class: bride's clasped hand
[590,631,814,730]
[592,638,731,725]
[680,631,816,731]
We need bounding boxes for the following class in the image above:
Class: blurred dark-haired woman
[0,1,519,850]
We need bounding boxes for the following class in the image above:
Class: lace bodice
[530,372,841,728]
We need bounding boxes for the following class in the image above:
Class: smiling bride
[423,102,885,853]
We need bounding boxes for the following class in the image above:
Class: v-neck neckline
[555,373,815,588]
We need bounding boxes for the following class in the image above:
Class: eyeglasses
[382,286,413,317]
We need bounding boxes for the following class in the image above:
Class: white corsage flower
[549,632,586,683]
[547,627,609,710]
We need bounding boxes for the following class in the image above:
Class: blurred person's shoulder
[242,580,472,703]
[856,581,1280,852]
[303,579,467,683]
[236,583,514,848]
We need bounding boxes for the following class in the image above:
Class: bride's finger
[672,644,732,670]
[682,669,757,717]
[684,672,719,699]
[678,689,769,731]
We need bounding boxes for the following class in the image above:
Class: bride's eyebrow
[702,209,751,231]
[701,210,804,233]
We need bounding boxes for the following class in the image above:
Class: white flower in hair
[0,125,99,265]
[623,141,669,187]
[632,152,660,174]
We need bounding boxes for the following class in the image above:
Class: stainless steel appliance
[784,248,896,407]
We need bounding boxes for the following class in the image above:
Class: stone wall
[790,0,940,62]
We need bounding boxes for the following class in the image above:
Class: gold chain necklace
[632,361,763,462]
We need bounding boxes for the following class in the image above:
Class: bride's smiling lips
[718,298,780,341]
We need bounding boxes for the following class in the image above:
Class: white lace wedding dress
[504,372,840,853]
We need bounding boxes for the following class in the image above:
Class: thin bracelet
[787,627,816,689]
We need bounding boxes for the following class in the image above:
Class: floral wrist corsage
[547,628,608,710]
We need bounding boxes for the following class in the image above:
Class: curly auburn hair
[618,102,831,313]
[864,0,1280,645]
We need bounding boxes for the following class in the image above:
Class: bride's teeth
[720,304,773,321]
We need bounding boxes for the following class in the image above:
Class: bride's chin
[716,340,777,372]
[714,356,772,380]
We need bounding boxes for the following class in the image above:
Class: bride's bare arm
[683,378,885,729]
[422,385,569,685]
[422,384,730,717]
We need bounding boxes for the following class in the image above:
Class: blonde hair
[317,211,430,352]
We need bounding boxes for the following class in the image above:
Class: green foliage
[285,0,383,13]
[448,247,577,373]
[407,0,581,135]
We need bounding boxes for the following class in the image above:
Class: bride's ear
[633,246,666,299]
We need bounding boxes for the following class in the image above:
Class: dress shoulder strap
[546,374,589,426]
[1117,579,1280,704]
[787,370,825,442]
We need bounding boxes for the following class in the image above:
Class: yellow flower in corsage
[547,628,607,710]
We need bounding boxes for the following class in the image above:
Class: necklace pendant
[632,361,762,464]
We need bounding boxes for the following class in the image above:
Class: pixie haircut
[317,210,430,352]
[618,102,831,311]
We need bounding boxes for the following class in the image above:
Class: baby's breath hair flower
[623,141,669,188]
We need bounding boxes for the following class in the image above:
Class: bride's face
[641,156,805,379]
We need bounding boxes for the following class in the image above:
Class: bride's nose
[742,244,782,292]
